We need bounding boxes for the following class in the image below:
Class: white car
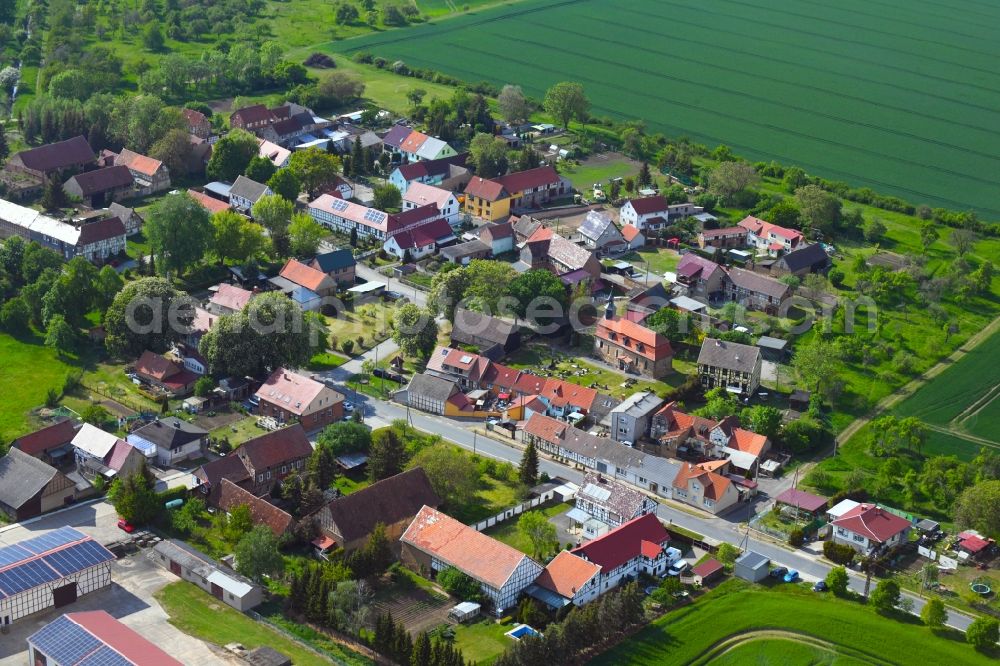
[667,561,690,577]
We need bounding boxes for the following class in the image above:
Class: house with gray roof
[723,266,790,313]
[770,243,830,277]
[128,418,208,466]
[0,448,76,520]
[229,176,272,214]
[404,374,461,414]
[609,391,664,444]
[578,210,625,255]
[697,338,762,398]
[450,308,520,358]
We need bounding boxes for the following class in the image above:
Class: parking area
[0,499,123,549]
[0,552,236,665]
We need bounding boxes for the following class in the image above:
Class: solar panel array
[29,616,131,666]
[364,209,386,223]
[330,198,349,212]
[0,527,115,599]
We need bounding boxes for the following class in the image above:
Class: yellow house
[463,166,570,222]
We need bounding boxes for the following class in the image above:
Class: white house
[619,195,669,232]
[383,218,456,260]
[154,539,263,611]
[570,514,676,593]
[403,182,460,225]
[127,418,207,466]
[308,194,392,240]
[229,176,272,214]
[738,215,804,255]
[530,551,602,608]
[830,503,912,554]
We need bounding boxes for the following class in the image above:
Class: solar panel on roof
[29,616,103,665]
[331,198,349,212]
[0,557,62,596]
[78,645,133,666]
[364,209,384,222]
[18,526,85,555]
[43,539,116,576]
[0,544,31,567]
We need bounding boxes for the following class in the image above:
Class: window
[281,465,287,474]
[853,534,866,543]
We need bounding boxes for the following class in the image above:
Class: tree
[792,339,840,395]
[207,129,260,182]
[392,304,438,358]
[234,526,285,582]
[966,617,999,651]
[543,81,588,129]
[429,266,471,321]
[795,185,841,235]
[289,148,341,197]
[953,480,1000,538]
[108,464,158,524]
[950,228,977,256]
[707,161,759,204]
[920,224,939,252]
[409,445,479,509]
[251,194,294,241]
[335,1,360,24]
[825,566,850,597]
[645,307,690,341]
[44,315,76,356]
[921,597,946,629]
[41,177,68,212]
[104,278,194,358]
[150,129,193,177]
[0,297,30,334]
[369,428,406,481]
[211,211,267,265]
[766,199,801,228]
[288,214,326,257]
[744,405,783,439]
[464,260,518,314]
[517,510,557,559]
[508,268,567,323]
[437,566,481,601]
[468,133,509,179]
[80,404,112,427]
[714,542,738,567]
[94,265,125,312]
[373,183,402,211]
[194,376,215,397]
[863,218,887,243]
[225,504,255,542]
[146,194,213,276]
[498,84,529,124]
[316,70,366,106]
[351,135,367,176]
[519,441,539,486]
[268,168,302,202]
[245,156,277,183]
[869,579,900,613]
[142,21,165,51]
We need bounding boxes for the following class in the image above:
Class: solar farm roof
[0,527,115,599]
[29,616,131,666]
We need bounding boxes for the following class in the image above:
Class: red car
[117,519,135,533]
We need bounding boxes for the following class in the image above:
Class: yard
[325,302,397,354]
[155,582,371,666]
[591,579,995,665]
[209,415,269,448]
[0,333,74,437]
[482,502,572,555]
[448,618,513,665]
[556,152,640,191]
[617,246,682,275]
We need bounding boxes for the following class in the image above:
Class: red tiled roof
[640,539,662,559]
[692,558,724,579]
[13,420,77,457]
[116,149,164,177]
[400,130,430,154]
[210,283,254,312]
[231,104,274,126]
[77,216,126,245]
[730,428,769,457]
[255,368,340,416]
[534,550,600,599]
[391,218,454,250]
[217,479,294,536]
[104,439,137,472]
[188,189,231,214]
[239,424,314,471]
[279,259,330,292]
[831,504,911,543]
[672,462,732,500]
[621,224,642,242]
[495,166,561,194]
[464,176,507,202]
[402,506,538,589]
[595,317,673,362]
[957,532,991,554]
[525,226,553,244]
[627,195,668,216]
[522,412,568,443]
[68,611,183,666]
[13,136,94,172]
[134,351,180,381]
[183,107,208,127]
[572,514,669,571]
[774,488,828,513]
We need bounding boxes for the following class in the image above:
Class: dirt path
[695,628,896,665]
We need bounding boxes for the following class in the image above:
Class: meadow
[331,0,1000,217]
[591,579,994,665]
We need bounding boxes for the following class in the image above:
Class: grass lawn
[617,246,682,275]
[449,618,512,665]
[334,474,371,495]
[155,582,371,666]
[326,302,397,353]
[710,638,868,666]
[557,154,639,191]
[591,579,995,665]
[209,415,268,448]
[483,502,572,555]
[307,352,349,371]
[0,334,73,437]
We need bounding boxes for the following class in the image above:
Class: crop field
[331,0,1000,217]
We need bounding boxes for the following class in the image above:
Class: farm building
[153,539,263,611]
[0,527,116,625]
[28,610,182,666]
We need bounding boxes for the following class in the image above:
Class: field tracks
[692,629,896,665]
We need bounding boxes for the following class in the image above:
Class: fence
[246,610,375,665]
[80,381,152,415]
[471,490,556,532]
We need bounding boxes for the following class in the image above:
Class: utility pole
[473,429,477,455]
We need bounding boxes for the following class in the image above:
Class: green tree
[251,194,294,241]
[288,213,327,257]
[468,133,509,178]
[707,161,759,204]
[41,177,68,211]
[289,148,341,197]
[146,193,213,276]
[919,224,939,253]
[825,566,850,597]
[373,183,402,211]
[245,155,277,183]
[464,260,518,314]
[953,480,1000,538]
[863,218,888,243]
[428,266,471,321]
[234,525,285,582]
[335,1,360,24]
[543,81,589,129]
[207,129,260,182]
[966,617,999,651]
[869,579,901,613]
[150,128,193,177]
[437,566,481,601]
[21,242,63,283]
[767,199,801,228]
[142,21,165,51]
[645,307,690,340]
[0,296,30,334]
[80,404,112,427]
[211,210,267,264]
[409,445,479,509]
[44,314,77,357]
[795,184,842,235]
[519,441,539,487]
[498,84,529,124]
[94,265,125,312]
[744,405,783,439]
[267,168,302,202]
[392,304,438,358]
[170,496,205,535]
[920,597,946,630]
[225,504,254,541]
[193,376,214,397]
[509,269,567,322]
[517,510,557,559]
[716,542,739,566]
[369,428,406,481]
[108,463,159,524]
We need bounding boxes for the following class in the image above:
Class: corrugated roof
[0,448,60,509]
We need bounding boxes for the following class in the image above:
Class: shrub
[788,528,805,547]
[437,566,481,602]
[823,541,856,565]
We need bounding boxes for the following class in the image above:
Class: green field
[709,638,868,666]
[331,0,1000,216]
[0,334,73,438]
[591,580,994,666]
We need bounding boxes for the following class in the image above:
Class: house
[7,135,94,179]
[698,226,748,249]
[403,181,461,225]
[188,189,231,214]
[621,224,645,250]
[450,308,520,357]
[571,514,673,592]
[267,276,321,311]
[512,215,543,243]
[401,506,543,615]
[216,478,295,537]
[0,448,76,520]
[381,124,412,160]
[672,462,741,514]
[691,558,724,586]
[258,138,291,168]
[255,368,344,431]
[187,134,212,174]
[389,153,470,194]
[624,283,672,323]
[724,266,791,313]
[0,199,126,262]
[830,503,912,554]
[675,254,727,298]
[389,128,457,163]
[72,424,145,482]
[770,243,830,277]
[11,419,77,465]
[108,202,143,236]
[619,195,669,232]
[29,611,183,666]
[956,531,995,558]
[229,175,272,214]
[574,472,657,531]
[127,418,208,466]
[404,374,462,415]
[697,339,762,397]
[62,165,134,207]
[774,488,828,516]
[519,228,602,281]
[114,149,171,194]
[383,218,456,260]
[184,107,212,139]
[738,215,804,255]
[578,210,625,254]
[278,258,337,298]
[529,550,602,608]
[308,249,356,287]
[207,283,255,315]
[440,239,491,265]
[322,175,354,201]
[154,539,263,610]
[594,298,673,379]
[756,336,789,363]
[237,425,313,496]
[311,468,441,553]
[478,221,515,255]
[230,104,277,132]
[134,350,199,396]
[734,551,770,582]
[308,194,411,241]
[464,166,570,222]
[609,391,664,444]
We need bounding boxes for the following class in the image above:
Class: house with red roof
[529,550,601,609]
[698,226,748,250]
[383,217,456,260]
[571,513,674,590]
[133,350,199,396]
[619,195,669,232]
[278,258,337,297]
[595,297,673,379]
[114,148,171,194]
[774,488,828,516]
[621,223,645,250]
[402,181,461,225]
[650,400,771,474]
[738,215,804,255]
[830,503,912,553]
[956,531,995,558]
[183,107,212,139]
[216,478,295,537]
[206,283,255,315]
[672,461,740,515]
[464,166,570,221]
[194,424,313,498]
[691,558,725,586]
[675,253,727,297]
[255,368,344,431]
[11,419,78,465]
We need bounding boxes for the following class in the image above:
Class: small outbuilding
[774,488,828,516]
[153,539,263,611]
[449,601,481,623]
[734,550,770,583]
[789,389,811,412]
[756,336,789,362]
[691,558,725,586]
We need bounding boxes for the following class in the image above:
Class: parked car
[117,519,135,533]
[813,580,828,592]
[344,401,354,411]
[784,570,800,583]
[770,567,788,579]
[667,561,690,577]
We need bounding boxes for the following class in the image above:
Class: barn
[0,526,116,626]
